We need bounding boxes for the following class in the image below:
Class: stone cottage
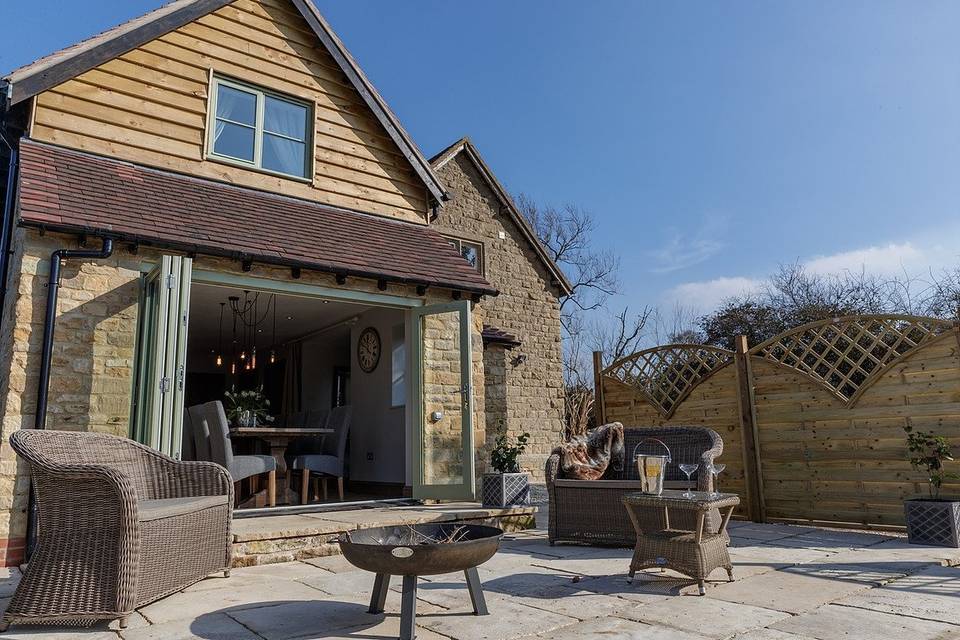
[0,0,568,565]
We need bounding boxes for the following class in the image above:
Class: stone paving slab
[771,603,960,640]
[120,613,260,640]
[629,594,792,638]
[836,564,960,625]
[137,577,326,624]
[0,629,117,640]
[530,617,705,639]
[416,593,577,640]
[224,595,444,640]
[707,567,874,614]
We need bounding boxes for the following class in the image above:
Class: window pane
[460,242,481,271]
[262,134,306,176]
[216,85,256,125]
[264,96,307,140]
[213,120,255,162]
[391,324,405,407]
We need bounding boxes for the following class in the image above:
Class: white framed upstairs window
[207,76,313,181]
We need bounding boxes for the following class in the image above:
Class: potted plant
[224,386,274,428]
[903,425,960,547]
[481,424,531,508]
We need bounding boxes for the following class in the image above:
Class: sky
[3,1,960,324]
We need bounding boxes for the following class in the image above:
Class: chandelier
[216,290,278,373]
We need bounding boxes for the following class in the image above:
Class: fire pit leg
[368,573,391,614]
[464,567,488,615]
[400,575,417,640]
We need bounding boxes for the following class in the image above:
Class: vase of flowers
[903,425,960,547]
[224,386,274,428]
[482,423,531,508]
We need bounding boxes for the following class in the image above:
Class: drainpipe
[34,236,114,428]
[27,236,114,560]
[0,148,18,314]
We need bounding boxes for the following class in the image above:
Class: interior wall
[300,326,351,413]
[349,307,406,484]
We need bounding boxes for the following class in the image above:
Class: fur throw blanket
[553,422,625,480]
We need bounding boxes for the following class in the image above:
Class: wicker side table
[623,490,739,595]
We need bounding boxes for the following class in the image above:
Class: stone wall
[432,152,566,479]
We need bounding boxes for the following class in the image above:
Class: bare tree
[517,193,651,438]
[516,194,619,332]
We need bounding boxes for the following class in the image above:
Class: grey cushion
[229,454,276,482]
[291,454,343,477]
[139,495,229,522]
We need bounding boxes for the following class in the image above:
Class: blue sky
[3,1,959,321]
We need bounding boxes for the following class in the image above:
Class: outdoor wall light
[511,354,528,367]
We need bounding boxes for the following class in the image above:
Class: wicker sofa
[545,425,724,546]
[3,429,233,630]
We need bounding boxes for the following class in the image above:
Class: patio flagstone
[137,577,327,624]
[118,613,261,640]
[771,603,960,640]
[416,594,578,640]
[626,595,792,638]
[835,564,960,625]
[706,567,875,614]
[530,617,705,639]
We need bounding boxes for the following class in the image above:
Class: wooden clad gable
[23,0,435,222]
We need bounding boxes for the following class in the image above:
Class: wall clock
[357,326,381,373]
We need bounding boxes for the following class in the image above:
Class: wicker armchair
[2,429,233,631]
[545,425,724,546]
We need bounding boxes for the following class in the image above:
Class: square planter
[481,472,530,508]
[904,498,960,547]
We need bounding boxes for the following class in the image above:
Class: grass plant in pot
[482,423,531,508]
[903,425,960,547]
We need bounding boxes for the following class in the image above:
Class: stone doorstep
[231,503,537,567]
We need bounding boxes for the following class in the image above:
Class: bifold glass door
[411,300,475,500]
[131,256,192,458]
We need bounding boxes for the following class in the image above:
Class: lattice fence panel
[750,315,955,404]
[602,345,735,418]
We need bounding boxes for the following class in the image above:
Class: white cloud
[662,237,960,314]
[648,215,728,274]
[804,241,956,277]
[665,276,763,312]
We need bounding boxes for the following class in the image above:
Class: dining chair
[188,401,277,507]
[290,405,352,503]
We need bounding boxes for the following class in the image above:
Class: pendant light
[215,302,225,367]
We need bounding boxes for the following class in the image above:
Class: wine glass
[709,463,726,498]
[679,463,699,498]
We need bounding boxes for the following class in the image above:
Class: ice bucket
[633,438,671,495]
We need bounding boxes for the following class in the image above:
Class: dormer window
[207,76,313,180]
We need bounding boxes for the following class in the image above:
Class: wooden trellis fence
[595,314,960,528]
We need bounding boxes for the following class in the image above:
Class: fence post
[734,335,765,522]
[592,351,606,426]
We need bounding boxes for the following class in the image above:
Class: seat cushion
[139,495,229,522]
[230,454,276,481]
[291,454,342,476]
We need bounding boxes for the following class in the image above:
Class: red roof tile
[16,139,496,295]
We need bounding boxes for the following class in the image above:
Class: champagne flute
[710,463,726,497]
[679,463,699,498]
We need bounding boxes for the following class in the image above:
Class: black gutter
[34,236,114,428]
[19,220,500,298]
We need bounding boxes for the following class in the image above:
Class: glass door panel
[412,300,474,500]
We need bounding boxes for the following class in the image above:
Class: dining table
[231,426,333,506]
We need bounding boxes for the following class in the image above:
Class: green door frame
[410,300,475,500]
[133,264,479,502]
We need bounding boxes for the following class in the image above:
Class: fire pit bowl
[338,524,503,640]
